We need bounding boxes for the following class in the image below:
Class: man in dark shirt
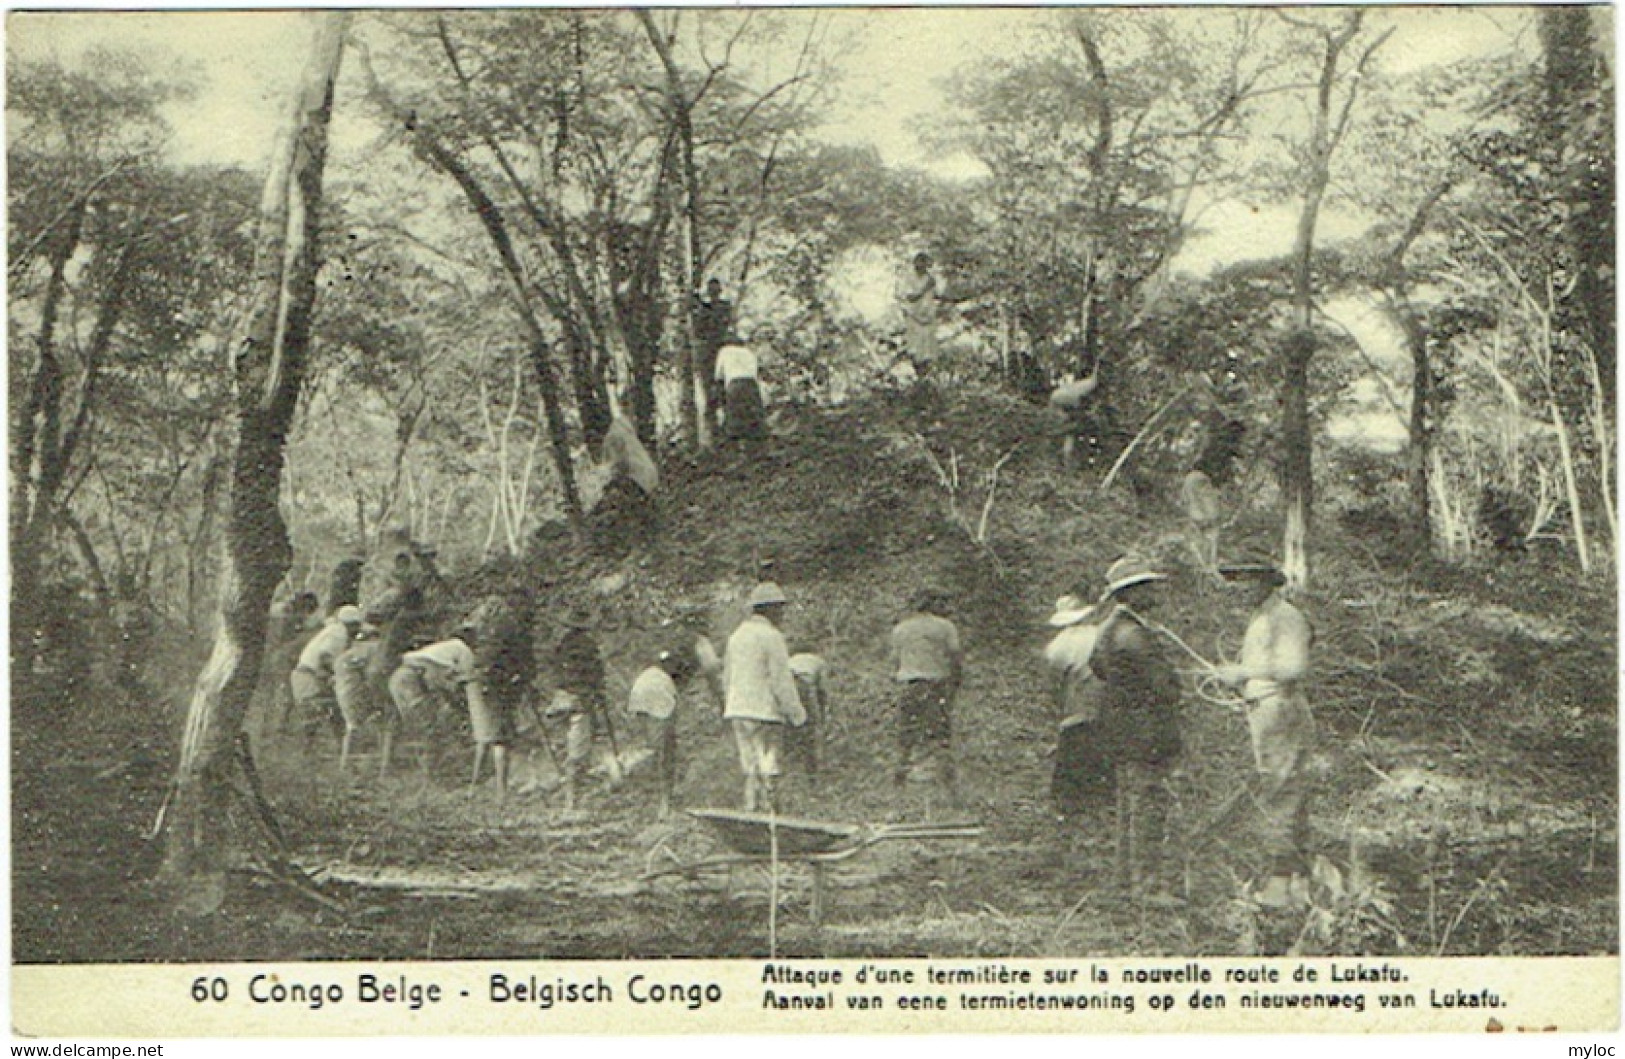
[552,603,609,809]
[327,558,365,615]
[695,278,734,432]
[1090,556,1183,902]
[363,550,429,701]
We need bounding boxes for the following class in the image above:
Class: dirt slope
[12,385,1617,960]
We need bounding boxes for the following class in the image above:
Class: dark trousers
[895,679,954,788]
[785,673,824,775]
[1115,760,1172,889]
[1052,720,1116,817]
[723,378,766,443]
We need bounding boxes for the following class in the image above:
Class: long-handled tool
[646,812,983,874]
[593,695,626,784]
[522,694,565,773]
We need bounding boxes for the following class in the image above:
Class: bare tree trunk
[1385,179,1454,551]
[1541,6,1615,409]
[639,11,705,451]
[1278,11,1386,589]
[367,69,585,527]
[1401,311,1433,542]
[159,13,348,907]
[11,205,85,670]
[62,509,110,609]
[1547,393,1592,572]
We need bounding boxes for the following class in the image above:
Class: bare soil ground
[12,388,1617,961]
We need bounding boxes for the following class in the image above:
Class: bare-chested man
[1214,559,1314,908]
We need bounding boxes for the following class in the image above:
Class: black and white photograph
[7,4,1617,1030]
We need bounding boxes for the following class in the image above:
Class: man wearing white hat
[1090,556,1183,900]
[722,582,806,811]
[1214,558,1315,909]
[1043,594,1112,823]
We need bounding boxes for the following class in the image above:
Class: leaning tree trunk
[638,11,706,451]
[159,13,348,909]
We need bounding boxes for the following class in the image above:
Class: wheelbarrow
[643,808,983,925]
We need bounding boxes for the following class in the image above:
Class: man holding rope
[1090,556,1183,902]
[1213,558,1315,909]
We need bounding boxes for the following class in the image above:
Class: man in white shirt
[1214,559,1315,909]
[786,651,828,776]
[290,605,363,751]
[713,338,766,445]
[387,627,504,796]
[722,582,805,811]
[628,650,685,817]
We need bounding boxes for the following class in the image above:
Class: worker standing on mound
[695,278,734,434]
[1048,370,1098,472]
[714,334,768,448]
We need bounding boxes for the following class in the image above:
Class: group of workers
[263,556,964,822]
[272,542,504,789]
[261,262,1317,910]
[270,541,1314,909]
[1042,553,1315,908]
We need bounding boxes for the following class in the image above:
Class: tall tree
[1277,10,1390,588]
[159,13,349,908]
[639,9,706,448]
[933,10,1283,404]
[7,50,193,686]
[1539,7,1615,408]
